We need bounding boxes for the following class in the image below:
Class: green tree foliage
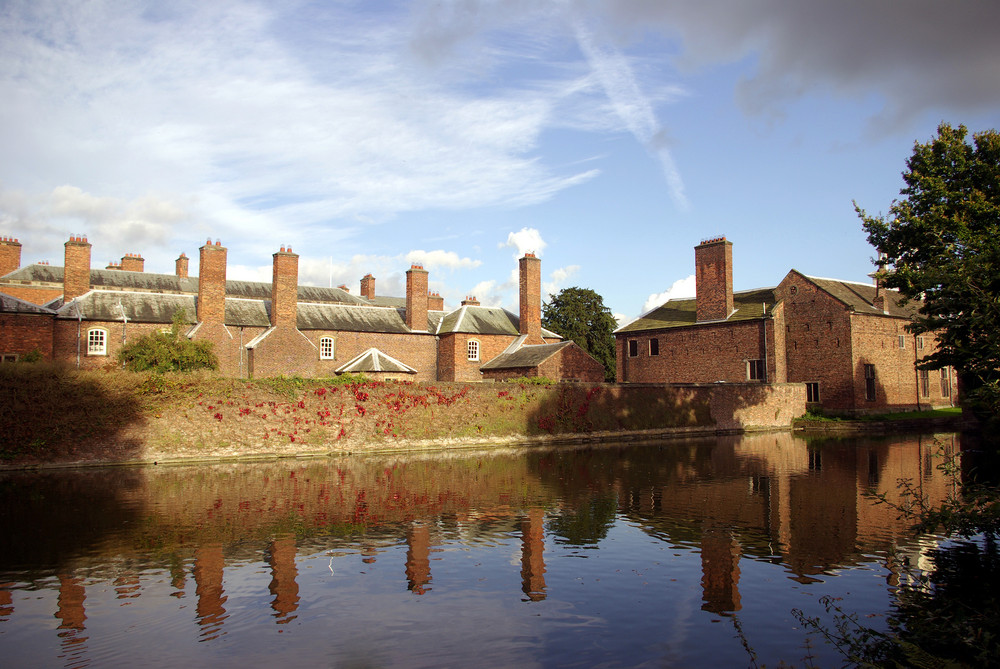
[541,286,618,381]
[117,310,218,373]
[857,123,1000,414]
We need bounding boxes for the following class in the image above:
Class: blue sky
[2,0,998,322]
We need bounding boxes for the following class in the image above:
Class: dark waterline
[0,431,961,667]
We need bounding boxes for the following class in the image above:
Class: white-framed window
[467,339,480,362]
[747,359,765,381]
[319,337,335,360]
[88,328,108,356]
[627,340,638,357]
[917,336,925,350]
[1,353,18,363]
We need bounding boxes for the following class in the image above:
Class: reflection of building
[520,508,547,602]
[268,536,300,623]
[616,238,957,414]
[0,236,603,382]
[700,527,742,613]
[405,522,432,595]
[193,545,228,640]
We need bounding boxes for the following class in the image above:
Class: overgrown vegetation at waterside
[0,365,712,465]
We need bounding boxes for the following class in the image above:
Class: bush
[117,310,218,373]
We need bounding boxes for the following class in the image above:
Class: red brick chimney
[428,291,444,311]
[197,239,227,324]
[63,235,92,301]
[120,252,144,272]
[0,236,21,276]
[360,273,375,300]
[106,261,121,270]
[695,237,734,322]
[461,296,480,306]
[337,284,349,293]
[176,252,189,278]
[519,253,542,343]
[405,264,429,331]
[271,246,299,328]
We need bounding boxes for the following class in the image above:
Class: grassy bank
[0,364,713,466]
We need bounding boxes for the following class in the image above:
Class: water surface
[0,431,960,667]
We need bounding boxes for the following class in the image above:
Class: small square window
[87,329,107,356]
[319,337,335,360]
[1,354,18,363]
[649,339,659,356]
[467,339,480,362]
[627,340,638,357]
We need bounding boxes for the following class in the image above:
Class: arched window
[87,328,107,356]
[467,339,480,362]
[319,337,335,360]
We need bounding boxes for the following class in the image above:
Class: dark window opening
[649,338,659,356]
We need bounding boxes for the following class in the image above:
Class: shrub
[117,310,218,373]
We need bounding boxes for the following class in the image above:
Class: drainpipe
[75,302,81,369]
[914,333,921,411]
[762,303,768,383]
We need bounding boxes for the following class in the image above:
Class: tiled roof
[436,305,559,338]
[616,287,778,333]
[336,348,417,374]
[480,341,572,370]
[0,291,56,314]
[800,274,919,319]
[55,291,196,323]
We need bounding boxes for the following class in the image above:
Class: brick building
[615,238,956,414]
[0,235,604,382]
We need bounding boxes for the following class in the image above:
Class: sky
[2,0,999,323]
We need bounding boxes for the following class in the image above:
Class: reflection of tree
[548,493,618,545]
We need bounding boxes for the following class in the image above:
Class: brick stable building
[0,235,604,383]
[615,238,956,414]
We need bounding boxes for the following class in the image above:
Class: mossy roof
[480,341,572,370]
[616,287,778,334]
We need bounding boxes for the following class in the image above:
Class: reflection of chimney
[56,574,87,630]
[360,274,375,300]
[0,236,22,276]
[405,522,432,594]
[114,572,141,600]
[120,253,144,272]
[695,237,733,323]
[271,246,299,328]
[197,240,227,325]
[700,526,742,613]
[193,544,228,638]
[520,507,547,601]
[175,252,189,278]
[428,291,444,311]
[63,236,92,301]
[268,536,300,623]
[519,253,542,343]
[405,264,429,332]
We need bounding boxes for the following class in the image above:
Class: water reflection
[0,431,962,667]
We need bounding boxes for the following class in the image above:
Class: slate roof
[480,340,573,370]
[616,287,778,334]
[0,291,56,314]
[436,305,559,338]
[55,291,196,323]
[335,348,417,374]
[799,273,919,319]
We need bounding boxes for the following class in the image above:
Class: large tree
[857,122,1000,413]
[542,286,617,381]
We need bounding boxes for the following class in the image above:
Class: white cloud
[544,264,579,298]
[405,249,482,271]
[642,274,695,313]
[500,227,546,258]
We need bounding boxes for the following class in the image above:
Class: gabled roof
[335,348,417,374]
[616,287,778,334]
[436,304,559,338]
[480,340,573,370]
[797,273,919,319]
[0,291,56,314]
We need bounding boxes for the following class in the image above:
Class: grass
[800,406,963,422]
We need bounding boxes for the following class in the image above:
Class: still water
[0,431,960,668]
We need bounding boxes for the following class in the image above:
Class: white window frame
[467,339,480,362]
[87,328,108,356]
[319,337,335,360]
[1,353,18,363]
[747,359,765,381]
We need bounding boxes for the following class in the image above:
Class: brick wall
[197,240,227,325]
[0,313,54,359]
[440,332,522,382]
[519,254,543,344]
[120,253,144,272]
[537,343,605,383]
[695,238,733,322]
[248,327,317,378]
[405,265,428,331]
[63,237,92,301]
[307,329,439,382]
[0,283,62,306]
[271,248,298,328]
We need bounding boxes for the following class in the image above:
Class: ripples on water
[0,431,962,667]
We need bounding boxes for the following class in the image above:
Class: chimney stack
[197,239,227,324]
[405,264,429,331]
[271,246,299,328]
[360,273,376,300]
[120,252,144,272]
[428,291,444,311]
[695,237,734,322]
[519,253,543,344]
[63,235,92,302]
[106,261,122,270]
[0,236,22,276]
[461,296,480,306]
[176,252,189,278]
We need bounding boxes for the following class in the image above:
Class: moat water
[0,431,963,667]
